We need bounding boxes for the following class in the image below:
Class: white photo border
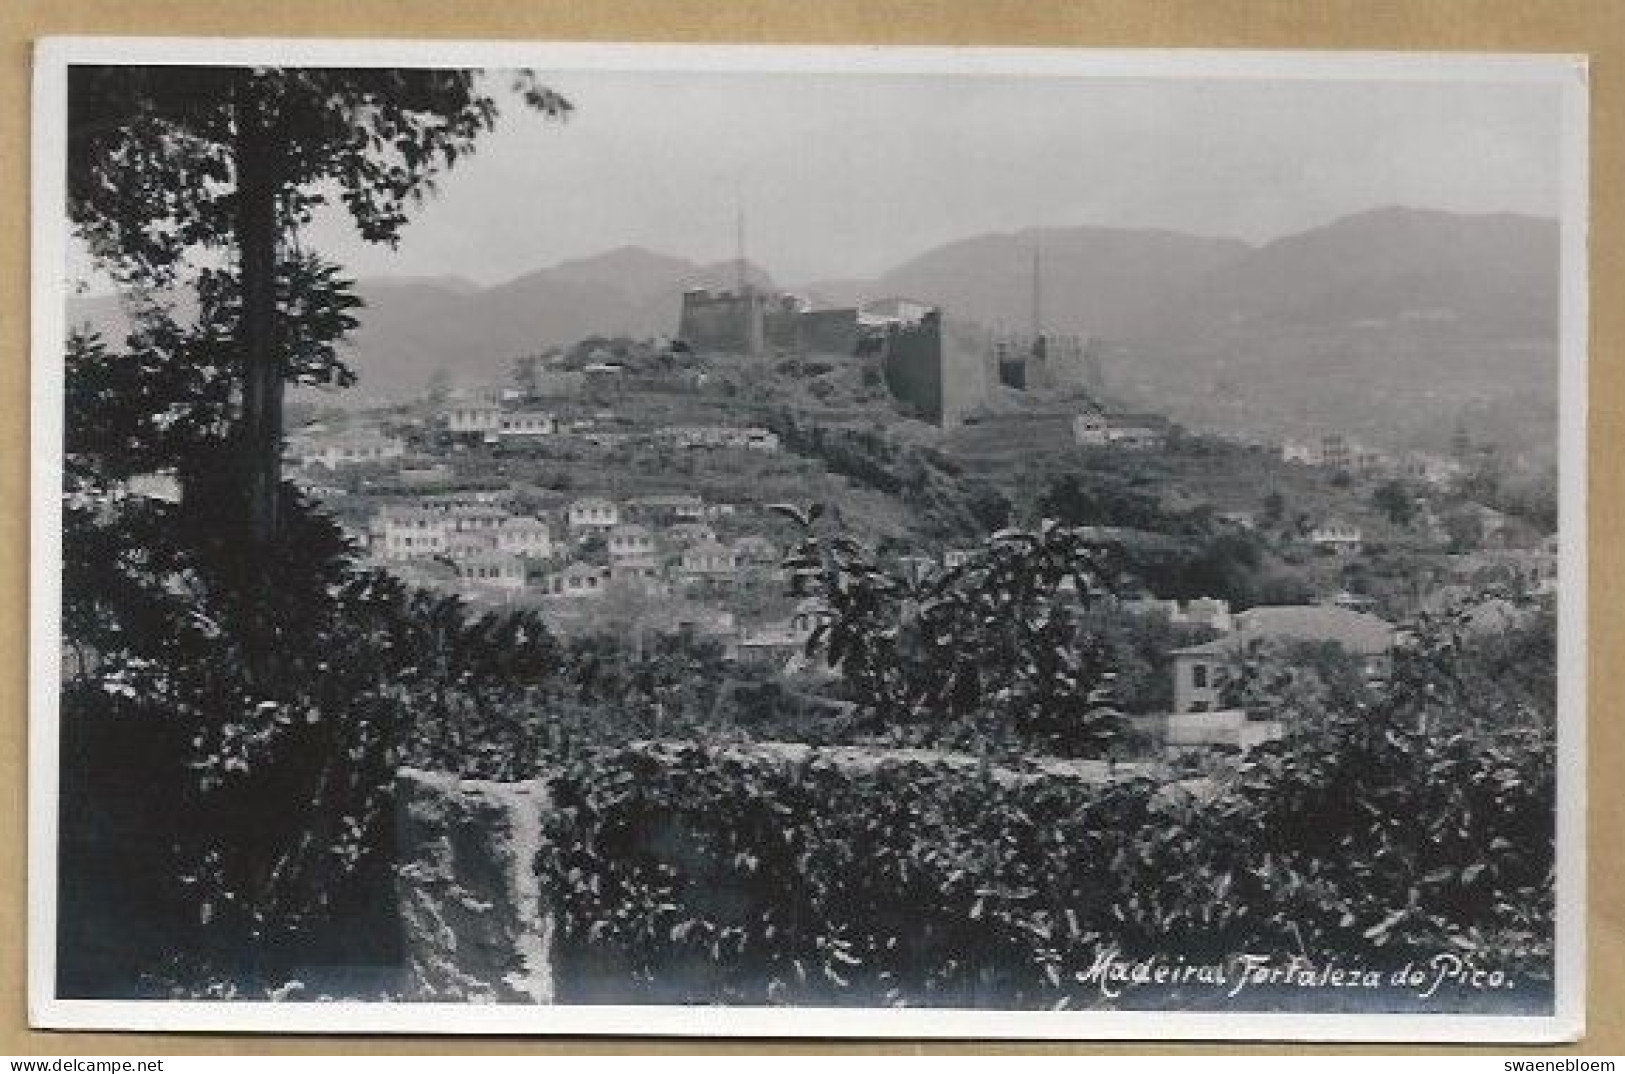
[27,36,1591,1042]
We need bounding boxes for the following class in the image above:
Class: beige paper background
[1,0,1617,1055]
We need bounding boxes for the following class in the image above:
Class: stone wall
[882,312,1000,428]
[880,313,947,424]
[393,767,554,1002]
[678,290,765,355]
[795,308,860,355]
[392,745,1172,1003]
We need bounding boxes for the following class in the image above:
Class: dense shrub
[541,696,1554,1010]
[783,516,1134,757]
[59,475,589,994]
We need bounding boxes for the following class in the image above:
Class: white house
[607,523,656,562]
[1170,604,1395,715]
[443,530,500,559]
[446,506,511,535]
[546,562,610,598]
[744,428,781,452]
[372,510,448,561]
[731,536,780,571]
[1309,520,1364,555]
[454,553,527,591]
[608,556,663,588]
[1280,440,1320,465]
[1072,413,1169,449]
[664,522,719,549]
[446,405,503,436]
[498,411,557,437]
[626,494,705,525]
[858,297,934,329]
[292,430,406,469]
[1122,596,1234,633]
[567,497,620,531]
[495,517,553,559]
[681,539,738,582]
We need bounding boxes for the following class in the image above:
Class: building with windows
[446,405,503,436]
[498,411,557,437]
[625,494,706,526]
[680,539,738,582]
[665,522,719,549]
[567,497,620,532]
[371,509,448,561]
[608,523,656,562]
[1072,412,1171,449]
[1170,604,1395,715]
[495,517,553,559]
[731,536,780,572]
[1309,520,1364,555]
[290,430,407,469]
[546,562,609,599]
[608,556,663,588]
[453,554,527,592]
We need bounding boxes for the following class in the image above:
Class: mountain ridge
[66,206,1560,448]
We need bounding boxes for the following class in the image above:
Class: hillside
[1103,208,1560,455]
[804,225,1252,339]
[65,207,1561,456]
[1141,207,1557,344]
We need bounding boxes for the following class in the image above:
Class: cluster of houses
[441,401,781,453]
[286,427,407,470]
[359,489,795,603]
[1280,431,1462,487]
[274,362,1554,760]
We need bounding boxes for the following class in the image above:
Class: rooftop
[1175,604,1394,657]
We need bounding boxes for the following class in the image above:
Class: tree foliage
[68,65,571,541]
[779,507,1134,757]
[58,65,574,995]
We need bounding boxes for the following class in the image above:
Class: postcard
[29,38,1588,1040]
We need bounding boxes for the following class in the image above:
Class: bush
[58,480,580,995]
[542,694,1554,1009]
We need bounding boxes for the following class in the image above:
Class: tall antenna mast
[1031,238,1043,339]
[735,173,747,294]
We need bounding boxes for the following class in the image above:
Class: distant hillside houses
[372,508,448,561]
[287,429,406,469]
[1309,520,1364,555]
[1072,412,1171,449]
[368,502,554,565]
[352,479,782,613]
[545,562,608,599]
[495,517,553,559]
[654,424,781,452]
[728,598,828,670]
[1279,433,1404,478]
[608,523,656,561]
[1122,596,1233,633]
[452,553,527,591]
[444,403,558,439]
[681,539,738,582]
[625,494,705,525]
[567,497,620,531]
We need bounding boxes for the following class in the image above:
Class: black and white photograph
[29,40,1587,1039]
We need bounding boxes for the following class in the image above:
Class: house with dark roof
[1171,604,1395,715]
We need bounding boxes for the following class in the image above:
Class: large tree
[68,66,571,543]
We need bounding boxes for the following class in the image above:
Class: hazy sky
[301,70,1563,288]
